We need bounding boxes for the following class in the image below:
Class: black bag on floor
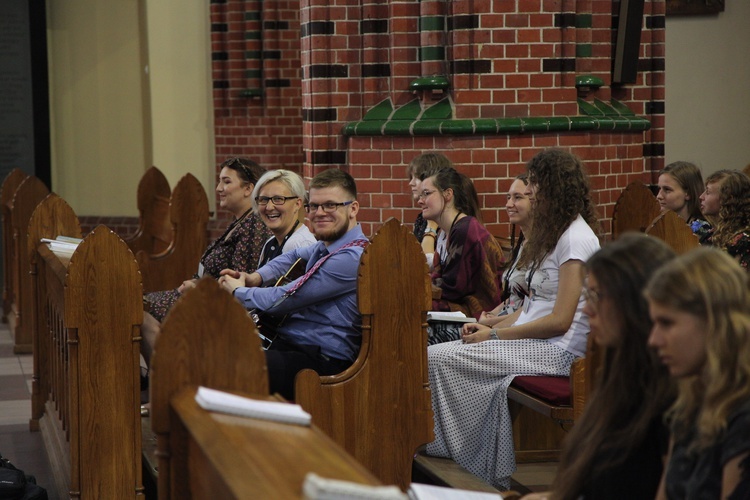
[0,454,48,500]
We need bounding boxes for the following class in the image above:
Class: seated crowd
[139,149,750,497]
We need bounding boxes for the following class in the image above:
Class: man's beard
[314,221,349,242]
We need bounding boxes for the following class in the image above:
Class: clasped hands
[461,310,502,344]
[217,269,262,295]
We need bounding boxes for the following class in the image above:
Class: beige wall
[46,0,214,216]
[665,2,750,175]
[47,0,147,216]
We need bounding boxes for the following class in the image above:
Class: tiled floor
[0,323,57,499]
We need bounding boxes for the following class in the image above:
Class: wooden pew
[611,181,661,239]
[645,210,699,254]
[295,218,434,491]
[150,277,381,499]
[1,168,29,321]
[29,218,144,499]
[136,173,210,293]
[507,334,603,463]
[27,194,82,433]
[125,166,173,256]
[7,174,49,353]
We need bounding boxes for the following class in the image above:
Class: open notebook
[195,386,312,426]
[426,311,475,323]
[302,473,506,499]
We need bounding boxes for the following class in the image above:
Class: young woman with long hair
[425,149,600,489]
[657,161,711,242]
[699,169,750,270]
[645,248,750,499]
[523,233,676,500]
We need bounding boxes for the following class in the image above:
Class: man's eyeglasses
[305,200,355,213]
[418,190,437,200]
[256,196,298,206]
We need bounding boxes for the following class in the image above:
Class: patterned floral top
[145,211,273,321]
[727,231,750,272]
[690,219,713,246]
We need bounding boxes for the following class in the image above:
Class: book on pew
[195,386,312,426]
[41,236,82,257]
[426,311,475,323]
[302,473,506,499]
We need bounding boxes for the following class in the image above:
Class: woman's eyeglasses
[256,196,298,206]
[582,287,605,307]
[418,190,437,200]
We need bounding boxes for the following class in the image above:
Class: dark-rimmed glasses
[256,196,298,206]
[305,200,355,213]
[418,190,437,200]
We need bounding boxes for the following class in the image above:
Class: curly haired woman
[699,169,750,270]
[425,149,600,489]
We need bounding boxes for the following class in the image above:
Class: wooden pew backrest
[27,194,82,432]
[295,218,434,490]
[136,173,209,293]
[645,210,699,254]
[8,175,49,353]
[150,277,269,499]
[125,166,173,256]
[2,168,29,321]
[612,182,661,239]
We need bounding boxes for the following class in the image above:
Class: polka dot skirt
[425,339,575,490]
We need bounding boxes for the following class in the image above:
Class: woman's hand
[461,323,492,343]
[177,279,197,294]
[478,310,496,325]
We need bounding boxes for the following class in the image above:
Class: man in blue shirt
[220,169,368,400]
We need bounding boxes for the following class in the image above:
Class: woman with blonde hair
[646,248,750,499]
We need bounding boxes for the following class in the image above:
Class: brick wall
[83,1,666,251]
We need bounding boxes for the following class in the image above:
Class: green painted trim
[420,46,445,62]
[342,97,650,137]
[575,44,592,58]
[245,69,262,79]
[575,14,593,28]
[245,12,261,21]
[245,31,262,40]
[420,16,445,31]
[409,76,450,92]
[575,75,604,89]
[240,88,263,98]
[245,50,262,59]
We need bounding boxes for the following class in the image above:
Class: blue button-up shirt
[233,224,367,361]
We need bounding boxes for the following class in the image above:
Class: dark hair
[309,168,358,199]
[704,170,750,249]
[220,157,265,185]
[421,167,482,221]
[660,161,704,222]
[407,152,453,180]
[551,233,676,500]
[520,149,599,269]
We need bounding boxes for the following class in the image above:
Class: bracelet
[422,232,436,240]
[489,328,499,340]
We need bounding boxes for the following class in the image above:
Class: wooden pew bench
[148,277,381,499]
[508,335,602,463]
[6,174,49,353]
[124,166,173,256]
[645,209,699,254]
[1,168,29,322]
[136,172,210,293]
[611,181,661,239]
[28,197,144,499]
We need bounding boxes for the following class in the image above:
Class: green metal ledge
[342,97,650,137]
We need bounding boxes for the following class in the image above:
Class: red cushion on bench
[511,376,571,406]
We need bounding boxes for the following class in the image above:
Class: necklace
[260,219,300,266]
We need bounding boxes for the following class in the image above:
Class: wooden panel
[136,173,209,293]
[125,166,173,256]
[1,168,29,321]
[611,181,660,239]
[167,387,381,499]
[295,218,434,490]
[645,210,699,254]
[8,175,49,352]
